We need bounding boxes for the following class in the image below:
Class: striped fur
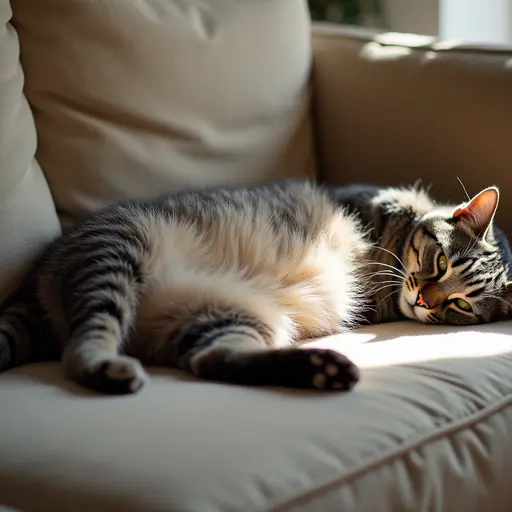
[398,186,512,325]
[0,180,510,394]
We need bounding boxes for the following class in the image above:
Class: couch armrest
[311,23,512,233]
[0,4,60,302]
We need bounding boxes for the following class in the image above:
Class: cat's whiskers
[373,270,406,281]
[371,282,402,294]
[364,261,408,278]
[373,246,409,273]
[372,280,403,288]
[456,176,471,202]
[377,289,401,307]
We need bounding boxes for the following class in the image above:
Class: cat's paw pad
[86,356,148,395]
[306,349,360,391]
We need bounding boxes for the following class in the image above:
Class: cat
[0,180,510,395]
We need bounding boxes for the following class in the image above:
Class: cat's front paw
[83,356,148,395]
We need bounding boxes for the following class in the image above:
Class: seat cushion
[0,3,60,302]
[1,321,512,511]
[12,0,315,224]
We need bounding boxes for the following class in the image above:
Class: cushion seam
[266,390,512,511]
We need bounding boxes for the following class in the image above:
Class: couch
[1,1,512,511]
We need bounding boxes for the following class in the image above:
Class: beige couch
[1,1,512,511]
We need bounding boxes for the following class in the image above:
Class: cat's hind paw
[306,349,360,391]
[250,347,360,392]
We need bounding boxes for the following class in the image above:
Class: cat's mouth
[399,289,423,322]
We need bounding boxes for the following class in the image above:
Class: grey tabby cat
[0,180,510,395]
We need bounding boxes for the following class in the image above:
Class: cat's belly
[132,209,369,352]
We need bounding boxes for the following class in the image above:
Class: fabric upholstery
[312,24,512,235]
[1,321,512,511]
[0,3,60,302]
[11,0,316,224]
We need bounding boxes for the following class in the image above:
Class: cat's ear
[452,186,499,237]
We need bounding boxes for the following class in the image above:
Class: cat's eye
[437,253,448,273]
[455,298,472,312]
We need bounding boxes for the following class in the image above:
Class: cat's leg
[173,309,360,391]
[59,253,147,395]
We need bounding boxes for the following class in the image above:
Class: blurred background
[308,0,385,27]
[308,0,512,45]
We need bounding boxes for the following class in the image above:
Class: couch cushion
[0,3,60,302]
[12,0,315,223]
[1,321,512,511]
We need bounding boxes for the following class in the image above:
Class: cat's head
[399,186,512,325]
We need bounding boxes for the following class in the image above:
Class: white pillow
[13,0,316,223]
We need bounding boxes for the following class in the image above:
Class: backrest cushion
[0,3,60,302]
[12,0,315,223]
[312,27,512,234]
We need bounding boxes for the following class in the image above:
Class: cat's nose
[416,284,444,309]
[415,291,430,309]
